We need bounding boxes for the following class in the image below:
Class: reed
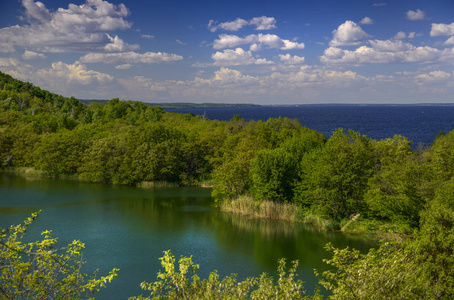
[220,196,301,222]
[137,181,180,188]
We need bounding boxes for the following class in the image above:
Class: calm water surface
[0,172,375,298]
[166,105,454,146]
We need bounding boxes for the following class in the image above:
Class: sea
[165,105,454,147]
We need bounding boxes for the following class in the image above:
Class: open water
[166,105,454,146]
[0,173,374,299]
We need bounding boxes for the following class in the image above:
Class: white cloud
[115,64,133,69]
[394,31,418,40]
[208,16,276,32]
[79,51,184,64]
[213,33,304,51]
[38,61,114,85]
[406,9,426,21]
[416,71,451,81]
[279,54,305,64]
[445,36,454,45]
[369,39,409,52]
[330,21,370,46]
[22,50,47,60]
[208,18,248,32]
[430,22,454,36]
[104,34,139,52]
[176,39,186,45]
[0,58,114,96]
[249,16,277,30]
[0,0,133,53]
[394,31,407,40]
[320,42,453,65]
[211,48,273,66]
[117,65,370,103]
[141,34,155,39]
[359,17,374,25]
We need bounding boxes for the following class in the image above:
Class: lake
[0,172,374,298]
[166,105,454,147]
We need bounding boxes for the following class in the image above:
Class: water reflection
[0,172,376,299]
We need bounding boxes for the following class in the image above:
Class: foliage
[0,211,118,299]
[317,178,454,299]
[129,250,320,300]
[297,129,374,220]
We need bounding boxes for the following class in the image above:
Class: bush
[0,211,118,299]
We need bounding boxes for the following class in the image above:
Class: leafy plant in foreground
[130,250,320,300]
[0,211,118,299]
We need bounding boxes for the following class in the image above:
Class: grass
[136,181,180,188]
[219,196,389,237]
[219,195,302,222]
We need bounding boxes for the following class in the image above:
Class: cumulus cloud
[394,31,407,40]
[104,34,139,52]
[394,31,417,40]
[369,39,409,52]
[79,51,184,64]
[249,16,277,30]
[406,9,426,21]
[444,36,454,45]
[208,16,276,32]
[117,65,371,104]
[39,61,114,85]
[431,22,454,36]
[279,54,305,64]
[416,71,451,81]
[0,58,113,95]
[320,41,454,65]
[0,0,134,53]
[208,18,248,32]
[22,50,47,60]
[359,17,374,25]
[213,33,304,51]
[211,48,273,66]
[330,21,370,46]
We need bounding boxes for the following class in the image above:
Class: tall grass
[220,196,301,222]
[137,181,180,188]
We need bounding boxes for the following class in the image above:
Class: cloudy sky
[0,0,454,104]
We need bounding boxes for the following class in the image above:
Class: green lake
[0,172,375,299]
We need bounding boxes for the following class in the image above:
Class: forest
[1,70,454,298]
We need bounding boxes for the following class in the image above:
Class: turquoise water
[0,172,375,298]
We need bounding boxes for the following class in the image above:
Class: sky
[0,0,454,104]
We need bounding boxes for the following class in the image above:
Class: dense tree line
[1,70,454,232]
[1,71,454,298]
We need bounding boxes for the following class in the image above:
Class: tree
[0,212,118,299]
[317,178,454,299]
[297,129,374,220]
[250,148,298,202]
[365,136,435,228]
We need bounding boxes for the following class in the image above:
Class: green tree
[0,212,118,299]
[318,179,454,299]
[250,148,298,202]
[297,129,374,220]
[365,137,434,228]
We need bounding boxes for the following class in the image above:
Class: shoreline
[2,168,386,239]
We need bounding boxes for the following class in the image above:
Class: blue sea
[165,105,454,146]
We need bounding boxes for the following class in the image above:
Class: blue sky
[0,0,454,104]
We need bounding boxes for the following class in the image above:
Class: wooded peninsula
[1,70,454,299]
